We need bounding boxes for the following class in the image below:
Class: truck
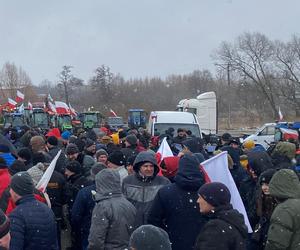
[176,91,217,135]
[148,111,202,138]
[128,109,146,129]
[107,116,124,130]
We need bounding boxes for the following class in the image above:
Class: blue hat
[62,131,71,140]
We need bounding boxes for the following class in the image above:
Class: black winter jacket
[9,195,58,250]
[195,204,248,250]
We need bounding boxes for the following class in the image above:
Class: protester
[172,128,187,144]
[95,149,108,165]
[84,139,96,157]
[0,158,10,198]
[195,182,248,250]
[46,135,66,174]
[125,155,136,175]
[122,151,170,227]
[71,163,106,250]
[0,145,15,167]
[148,154,207,250]
[88,169,136,250]
[17,147,32,168]
[121,134,139,160]
[129,225,172,250]
[0,209,10,250]
[8,160,27,176]
[9,171,58,250]
[265,169,300,250]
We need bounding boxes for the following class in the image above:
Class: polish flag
[8,98,17,108]
[28,102,33,110]
[55,101,69,114]
[201,151,252,233]
[36,150,61,193]
[110,109,117,117]
[156,137,173,165]
[278,107,283,121]
[16,90,25,103]
[48,102,57,114]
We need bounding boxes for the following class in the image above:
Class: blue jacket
[9,195,58,250]
[71,184,96,249]
[148,155,208,250]
[0,152,15,167]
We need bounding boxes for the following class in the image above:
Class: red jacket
[0,168,10,198]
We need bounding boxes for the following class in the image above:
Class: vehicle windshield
[60,115,71,124]
[107,117,123,125]
[34,113,48,127]
[84,114,98,123]
[154,123,201,137]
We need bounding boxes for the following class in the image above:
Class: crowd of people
[0,124,299,250]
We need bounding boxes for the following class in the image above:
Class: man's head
[177,128,186,138]
[221,133,232,145]
[85,138,96,155]
[46,136,58,149]
[66,143,80,161]
[17,147,32,164]
[197,182,231,214]
[125,134,138,147]
[133,151,159,178]
[10,171,35,203]
[65,160,82,178]
[30,136,46,153]
[0,209,10,249]
[96,149,108,164]
[129,225,171,250]
[107,151,126,169]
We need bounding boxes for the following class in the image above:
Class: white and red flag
[110,109,117,117]
[55,101,69,114]
[69,103,77,116]
[28,102,33,110]
[156,137,173,165]
[16,90,25,103]
[8,98,17,108]
[36,150,62,193]
[201,151,252,233]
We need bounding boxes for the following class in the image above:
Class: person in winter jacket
[195,182,248,250]
[17,147,32,169]
[148,154,208,250]
[129,225,171,250]
[0,145,15,167]
[84,139,96,157]
[9,172,58,250]
[122,151,170,227]
[95,149,108,165]
[265,169,300,250]
[251,169,277,250]
[121,134,139,161]
[88,169,136,250]
[0,158,10,198]
[271,141,296,169]
[0,209,10,250]
[46,136,67,174]
[71,163,106,250]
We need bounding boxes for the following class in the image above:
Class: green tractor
[80,111,103,129]
[57,114,73,132]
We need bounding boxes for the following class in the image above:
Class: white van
[243,123,276,149]
[148,111,202,138]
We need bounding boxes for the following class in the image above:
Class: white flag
[278,107,283,121]
[157,137,173,162]
[36,150,62,193]
[201,151,252,233]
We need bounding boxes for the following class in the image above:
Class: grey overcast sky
[0,0,299,85]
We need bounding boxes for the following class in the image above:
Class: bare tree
[58,65,73,104]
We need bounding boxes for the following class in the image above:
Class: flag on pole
[69,103,77,116]
[18,103,24,114]
[28,102,33,110]
[278,107,283,121]
[48,94,54,102]
[110,109,117,117]
[8,98,17,108]
[16,90,25,103]
[36,150,62,193]
[55,101,69,114]
[201,151,252,233]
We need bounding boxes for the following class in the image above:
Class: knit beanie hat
[66,160,82,175]
[96,149,108,159]
[0,209,10,238]
[126,134,138,146]
[61,130,71,140]
[66,143,79,155]
[17,147,32,162]
[85,138,96,148]
[259,169,277,185]
[130,225,172,250]
[198,182,231,207]
[9,160,27,176]
[10,171,34,196]
[27,163,45,185]
[107,150,126,166]
[47,136,58,146]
